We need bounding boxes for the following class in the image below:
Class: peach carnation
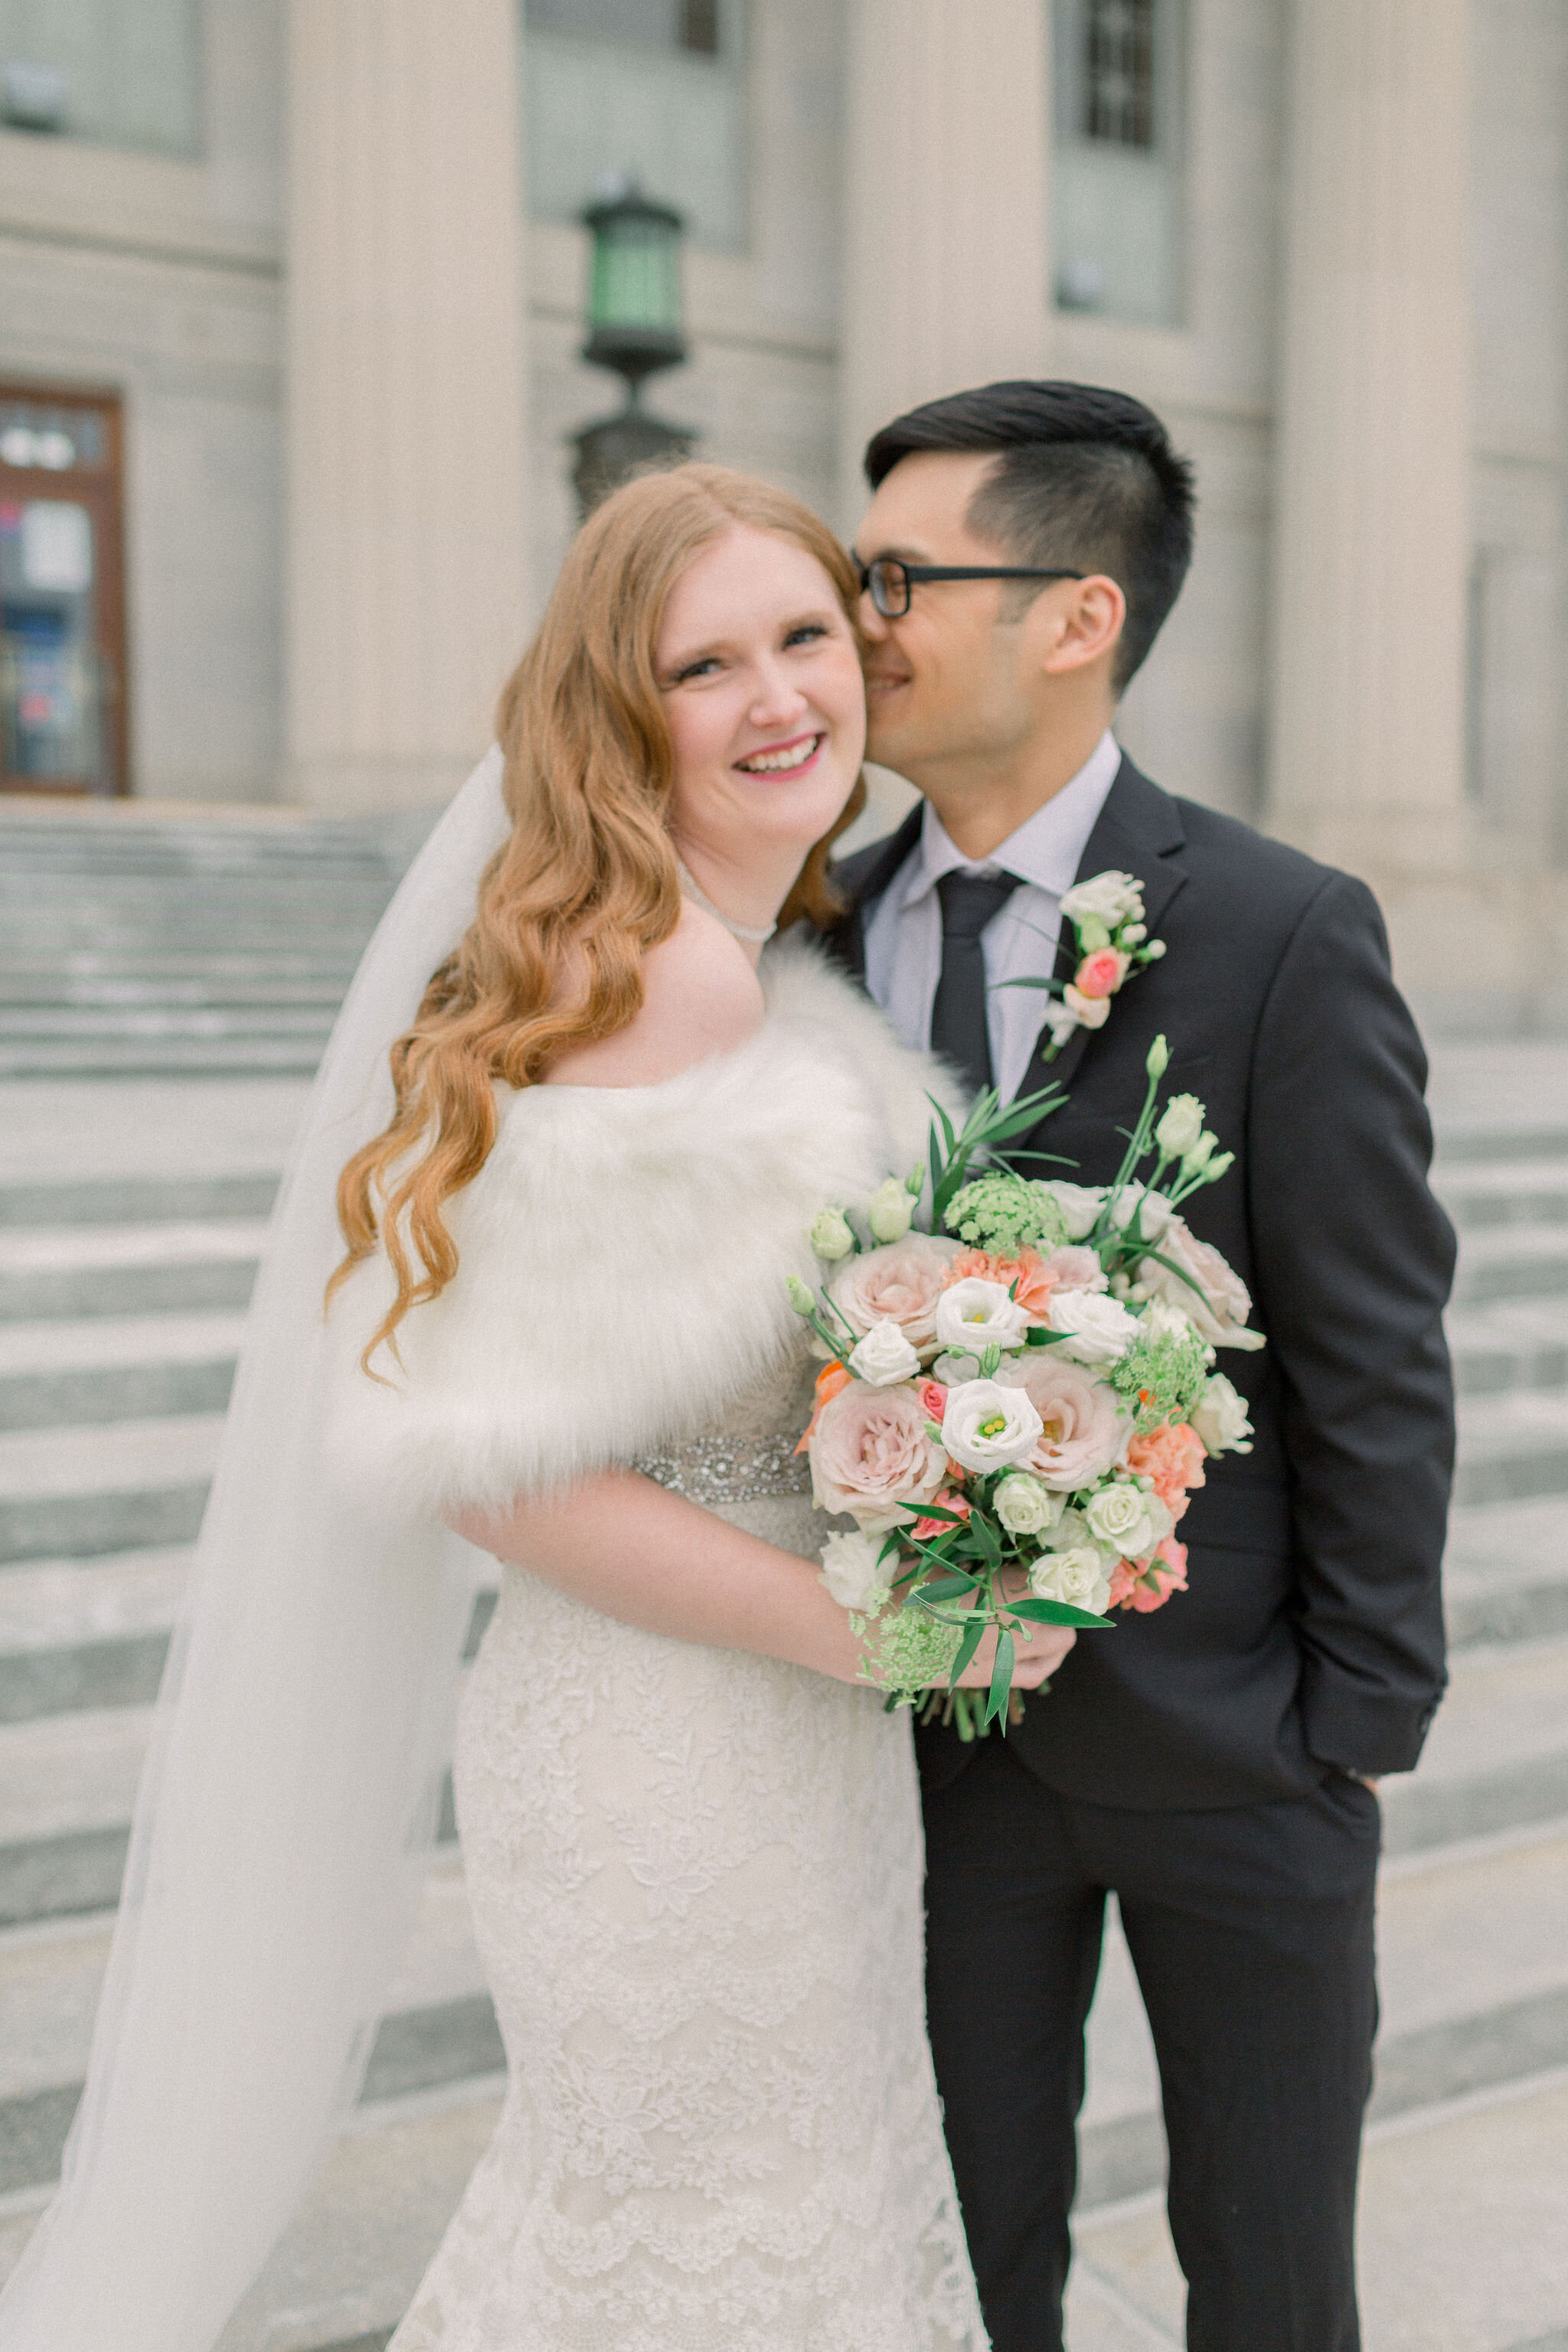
[1109,1536,1189,1613]
[795,1358,854,1454]
[1125,1423,1207,1524]
[913,1488,972,1541]
[946,1246,1058,1320]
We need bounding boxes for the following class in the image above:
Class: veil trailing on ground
[0,750,513,2352]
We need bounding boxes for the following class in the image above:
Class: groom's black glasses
[858,556,1086,619]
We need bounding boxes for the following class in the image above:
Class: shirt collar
[900,730,1122,909]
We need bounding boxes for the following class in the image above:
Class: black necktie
[930,870,1021,1096]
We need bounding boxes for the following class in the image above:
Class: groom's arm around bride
[826,380,1456,2352]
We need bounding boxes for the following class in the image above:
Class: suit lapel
[826,802,923,982]
[1015,756,1190,1101]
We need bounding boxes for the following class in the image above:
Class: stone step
[1452,1222,1568,1306]
[0,1220,266,1321]
[1454,1389,1568,1507]
[1434,1155,1568,1230]
[1443,1494,1568,1647]
[0,970,357,1010]
[0,1171,279,1227]
[3,1823,1563,2344]
[1380,1634,1568,1857]
[0,1414,223,1563]
[0,1310,243,1430]
[0,1006,339,1044]
[0,1035,331,1079]
[1448,1296,1568,1397]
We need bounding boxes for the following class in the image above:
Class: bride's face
[655,523,867,866]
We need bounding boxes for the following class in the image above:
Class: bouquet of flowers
[789,1037,1262,1737]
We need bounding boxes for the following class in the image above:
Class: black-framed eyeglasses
[856,557,1086,619]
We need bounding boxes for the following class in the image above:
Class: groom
[825,381,1456,2352]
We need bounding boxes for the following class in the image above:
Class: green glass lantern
[571,178,697,518]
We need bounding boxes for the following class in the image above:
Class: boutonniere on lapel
[1006,870,1167,1061]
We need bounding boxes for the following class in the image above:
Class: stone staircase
[2,1039,1567,2350]
[0,806,414,1076]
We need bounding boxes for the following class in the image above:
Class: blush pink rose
[809,1380,949,1529]
[1139,1217,1259,1350]
[946,1246,1058,1320]
[1044,1246,1106,1293]
[917,1378,949,1423]
[1125,1423,1207,1524]
[913,1488,972,1541]
[829,1233,962,1359]
[1075,949,1130,1000]
[998,1353,1132,1490]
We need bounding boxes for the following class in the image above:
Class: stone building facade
[0,0,1564,1026]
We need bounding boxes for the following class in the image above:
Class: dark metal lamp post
[570,181,697,518]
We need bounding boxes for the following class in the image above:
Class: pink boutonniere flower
[1000,869,1166,1062]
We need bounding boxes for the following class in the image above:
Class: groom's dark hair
[864,381,1196,691]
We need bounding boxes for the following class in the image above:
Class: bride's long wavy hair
[330,463,868,1361]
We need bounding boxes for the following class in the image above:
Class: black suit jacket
[826,758,1457,1809]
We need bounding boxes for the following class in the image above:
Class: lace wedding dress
[326,937,987,2352]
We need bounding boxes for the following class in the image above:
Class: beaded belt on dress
[630,1432,813,1507]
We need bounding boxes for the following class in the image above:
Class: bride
[0,466,1071,2352]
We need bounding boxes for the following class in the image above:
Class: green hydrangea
[943,1174,1070,1258]
[1109,1318,1213,1433]
[855,1602,964,1704]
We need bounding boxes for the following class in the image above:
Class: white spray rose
[1155,1093,1207,1158]
[941,1378,1045,1474]
[994,1472,1063,1538]
[847,1318,923,1388]
[1191,1371,1254,1455]
[1040,998,1080,1051]
[1061,870,1144,929]
[867,1176,916,1245]
[1138,1295,1203,1348]
[808,1207,856,1261]
[1106,1183,1177,1240]
[1047,1289,1142,1367]
[1036,1181,1105,1242]
[1084,1479,1175,1561]
[818,1528,893,1615]
[934,1278,1031,1356]
[1028,1546,1112,1614]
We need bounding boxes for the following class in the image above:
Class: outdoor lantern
[571,178,697,519]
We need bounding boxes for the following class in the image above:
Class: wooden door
[0,384,129,796]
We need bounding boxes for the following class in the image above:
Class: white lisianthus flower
[818,1528,893,1615]
[1138,1295,1202,1348]
[1155,1093,1206,1158]
[1047,1289,1142,1367]
[808,1207,856,1261]
[941,1378,1045,1474]
[1085,1479,1175,1561]
[1061,870,1145,929]
[1037,1181,1105,1242]
[994,1472,1063,1537]
[847,1318,923,1388]
[1041,998,1080,1050]
[1106,1183,1177,1241]
[1191,1371,1255,1456]
[1028,1545,1112,1614]
[867,1176,916,1245]
[934,1278,1031,1356]
[1181,1132,1218,1178]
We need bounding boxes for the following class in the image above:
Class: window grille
[1083,0,1155,149]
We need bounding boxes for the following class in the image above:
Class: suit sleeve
[1245,872,1456,1775]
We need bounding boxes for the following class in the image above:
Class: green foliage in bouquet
[854,1602,964,1706]
[943,1171,1070,1257]
[1109,1318,1214,1435]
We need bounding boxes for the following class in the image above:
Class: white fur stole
[327,937,964,1518]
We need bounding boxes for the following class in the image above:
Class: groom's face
[854,450,1063,786]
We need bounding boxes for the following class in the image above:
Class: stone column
[283,0,531,813]
[1266,0,1473,882]
[837,0,1051,528]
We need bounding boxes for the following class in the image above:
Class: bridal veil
[0,751,512,2352]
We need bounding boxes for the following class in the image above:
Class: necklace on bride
[675,854,777,946]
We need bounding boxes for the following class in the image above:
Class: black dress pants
[922,1738,1380,2352]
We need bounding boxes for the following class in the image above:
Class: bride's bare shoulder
[543,901,766,1089]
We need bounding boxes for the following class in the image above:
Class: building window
[0,386,129,796]
[1053,0,1183,325]
[523,0,746,251]
[0,0,200,158]
[1083,0,1155,148]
